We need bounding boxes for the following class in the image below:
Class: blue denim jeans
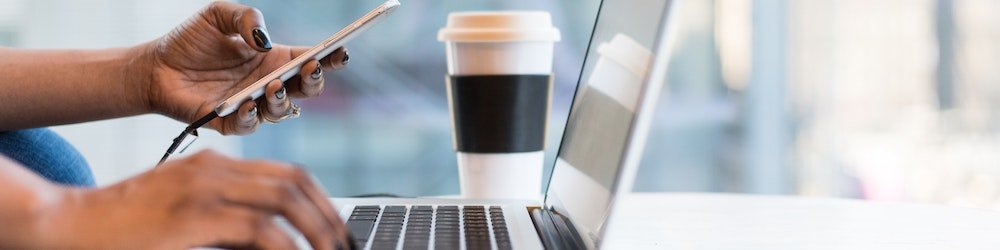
[0,128,95,187]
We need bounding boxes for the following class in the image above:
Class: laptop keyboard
[346,205,512,250]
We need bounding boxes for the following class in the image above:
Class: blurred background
[2,0,1000,210]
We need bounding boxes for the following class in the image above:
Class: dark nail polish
[252,27,272,50]
[341,51,350,65]
[275,87,286,100]
[247,106,258,118]
[311,65,323,80]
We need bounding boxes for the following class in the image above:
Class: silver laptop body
[325,0,680,249]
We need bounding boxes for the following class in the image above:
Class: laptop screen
[544,0,671,244]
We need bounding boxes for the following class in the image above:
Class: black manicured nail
[311,65,322,80]
[247,106,258,118]
[275,87,286,100]
[341,51,350,65]
[252,27,272,50]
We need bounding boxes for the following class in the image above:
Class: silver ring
[262,103,301,124]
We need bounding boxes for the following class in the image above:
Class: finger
[195,205,264,249]
[226,163,349,248]
[221,100,259,135]
[216,162,337,250]
[254,220,298,250]
[205,1,272,51]
[260,79,292,121]
[290,46,349,70]
[202,211,296,250]
[298,169,352,249]
[284,47,348,98]
[294,59,324,98]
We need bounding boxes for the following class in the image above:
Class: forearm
[0,44,154,131]
[0,156,76,249]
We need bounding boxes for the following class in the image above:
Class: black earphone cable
[157,111,219,165]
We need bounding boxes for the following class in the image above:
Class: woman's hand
[138,2,349,135]
[36,150,350,249]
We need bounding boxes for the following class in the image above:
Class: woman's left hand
[136,1,349,135]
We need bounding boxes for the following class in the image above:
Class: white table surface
[602,193,1000,249]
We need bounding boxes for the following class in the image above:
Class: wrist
[120,41,159,115]
[7,186,83,249]
[33,186,124,249]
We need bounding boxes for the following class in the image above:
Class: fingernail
[252,27,272,50]
[275,87,286,100]
[341,51,350,65]
[311,65,323,80]
[247,106,258,118]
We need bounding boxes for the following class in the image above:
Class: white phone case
[214,0,401,117]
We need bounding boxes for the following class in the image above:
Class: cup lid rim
[438,11,561,42]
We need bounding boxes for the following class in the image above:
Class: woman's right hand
[42,150,349,250]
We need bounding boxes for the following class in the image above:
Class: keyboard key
[352,213,379,219]
[382,213,405,218]
[346,220,375,241]
[349,215,377,221]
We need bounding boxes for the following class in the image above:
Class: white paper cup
[439,11,560,199]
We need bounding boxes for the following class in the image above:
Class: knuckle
[218,126,236,136]
[250,216,268,233]
[269,98,287,109]
[289,166,311,183]
[190,171,218,188]
[311,86,325,97]
[233,119,258,136]
[205,1,225,12]
[277,182,299,202]
[239,217,265,242]
[325,57,341,68]
[244,7,264,20]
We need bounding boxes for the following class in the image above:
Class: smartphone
[213,0,401,117]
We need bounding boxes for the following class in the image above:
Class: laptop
[326,0,679,249]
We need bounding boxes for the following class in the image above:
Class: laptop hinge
[530,207,587,249]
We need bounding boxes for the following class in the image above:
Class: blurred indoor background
[2,0,1000,210]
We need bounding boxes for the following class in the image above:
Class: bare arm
[0,46,153,131]
[0,156,74,249]
[0,152,351,249]
[0,1,348,134]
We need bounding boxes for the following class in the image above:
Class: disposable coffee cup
[438,11,560,199]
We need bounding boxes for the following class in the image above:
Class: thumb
[204,1,272,51]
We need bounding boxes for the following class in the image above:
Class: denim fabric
[0,128,95,187]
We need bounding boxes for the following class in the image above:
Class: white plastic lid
[438,11,561,42]
[597,33,652,77]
